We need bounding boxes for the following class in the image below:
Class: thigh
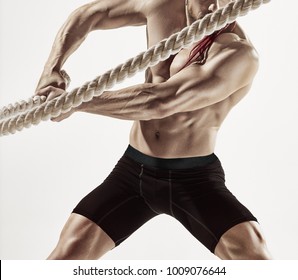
[73,156,158,246]
[170,160,257,253]
[48,213,116,259]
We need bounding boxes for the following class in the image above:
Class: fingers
[33,70,72,122]
[60,69,71,89]
[35,69,71,94]
[34,86,65,101]
[47,90,62,102]
[34,86,71,122]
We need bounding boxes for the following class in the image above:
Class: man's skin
[35,0,272,260]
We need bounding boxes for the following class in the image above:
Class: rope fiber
[0,0,270,136]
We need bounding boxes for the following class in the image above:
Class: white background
[0,0,297,260]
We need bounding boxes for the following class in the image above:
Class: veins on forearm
[77,84,159,121]
[44,8,97,71]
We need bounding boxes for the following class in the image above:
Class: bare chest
[169,32,241,77]
[169,49,193,76]
[169,44,217,77]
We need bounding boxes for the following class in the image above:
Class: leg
[47,213,115,260]
[169,157,272,258]
[47,155,157,260]
[214,221,272,260]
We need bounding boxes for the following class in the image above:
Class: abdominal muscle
[129,110,220,158]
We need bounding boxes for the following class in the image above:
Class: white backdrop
[0,0,297,260]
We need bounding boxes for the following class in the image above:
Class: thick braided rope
[0,0,270,136]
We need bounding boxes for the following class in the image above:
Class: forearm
[43,5,104,73]
[76,83,162,121]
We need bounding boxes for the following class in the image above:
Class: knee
[215,222,273,260]
[47,214,115,260]
[235,238,272,260]
[47,236,86,260]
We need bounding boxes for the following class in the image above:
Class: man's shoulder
[231,39,259,68]
[210,36,259,87]
[216,34,259,66]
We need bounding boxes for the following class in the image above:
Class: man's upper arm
[84,0,147,30]
[157,42,259,116]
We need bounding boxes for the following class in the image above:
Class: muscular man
[35,0,272,260]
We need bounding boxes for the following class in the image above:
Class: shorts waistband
[124,145,218,169]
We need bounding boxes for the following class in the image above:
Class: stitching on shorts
[169,170,175,218]
[143,199,161,215]
[137,164,160,215]
[139,164,144,197]
[98,195,139,224]
[172,201,219,242]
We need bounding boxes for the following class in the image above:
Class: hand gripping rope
[0,0,270,136]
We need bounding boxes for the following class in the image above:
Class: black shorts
[73,145,257,253]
